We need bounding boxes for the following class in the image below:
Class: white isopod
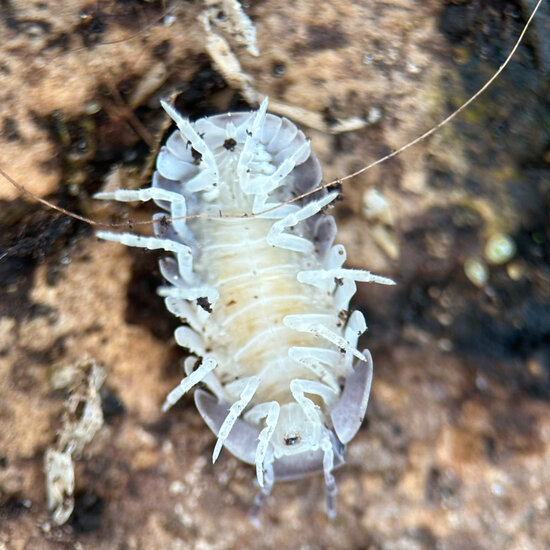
[95,97,394,519]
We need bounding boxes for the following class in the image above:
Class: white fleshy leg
[297,267,395,289]
[173,326,206,356]
[334,278,357,313]
[183,356,198,376]
[252,194,300,219]
[162,357,217,412]
[341,310,368,371]
[160,99,219,178]
[94,187,183,205]
[160,286,215,326]
[153,207,193,244]
[288,346,341,391]
[212,376,261,463]
[320,432,337,520]
[267,191,339,253]
[183,357,226,402]
[284,313,366,361]
[157,285,219,308]
[344,310,367,351]
[184,168,219,194]
[248,147,275,177]
[288,378,338,517]
[95,187,192,243]
[289,379,322,425]
[249,455,274,529]
[249,139,310,198]
[288,379,338,409]
[244,401,280,487]
[237,98,269,190]
[151,214,190,249]
[96,231,193,283]
[162,297,203,333]
[325,244,347,269]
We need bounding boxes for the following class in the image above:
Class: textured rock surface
[1,1,549,549]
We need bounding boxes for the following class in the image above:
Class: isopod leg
[289,380,340,518]
[160,99,219,176]
[289,379,337,408]
[297,267,395,288]
[289,379,322,425]
[244,401,280,487]
[284,314,366,362]
[249,458,274,529]
[248,139,310,197]
[321,433,338,520]
[288,346,341,392]
[94,187,185,206]
[162,357,217,412]
[212,376,260,463]
[96,231,193,283]
[266,191,339,253]
[184,357,226,402]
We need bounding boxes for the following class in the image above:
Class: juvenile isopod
[94,97,394,519]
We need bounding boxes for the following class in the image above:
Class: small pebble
[464,257,488,287]
[485,233,516,264]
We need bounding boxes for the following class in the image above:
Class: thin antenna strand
[0,166,100,227]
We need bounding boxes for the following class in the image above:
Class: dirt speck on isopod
[1,0,549,548]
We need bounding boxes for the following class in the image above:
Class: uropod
[95,97,394,519]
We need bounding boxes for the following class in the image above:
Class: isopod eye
[284,435,301,446]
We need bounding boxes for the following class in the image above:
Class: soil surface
[1,1,549,549]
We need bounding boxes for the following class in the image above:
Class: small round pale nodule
[464,257,489,287]
[484,233,516,264]
[362,188,393,225]
[506,261,525,281]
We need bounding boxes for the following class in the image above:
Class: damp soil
[1,1,550,549]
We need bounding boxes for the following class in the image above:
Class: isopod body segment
[95,98,394,518]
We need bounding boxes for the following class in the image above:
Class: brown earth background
[1,1,550,549]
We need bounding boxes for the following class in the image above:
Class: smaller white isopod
[95,97,394,520]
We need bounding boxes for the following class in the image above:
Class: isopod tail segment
[195,351,373,521]
[95,97,395,521]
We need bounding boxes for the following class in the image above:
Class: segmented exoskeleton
[95,98,394,519]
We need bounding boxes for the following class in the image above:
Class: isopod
[97,98,395,519]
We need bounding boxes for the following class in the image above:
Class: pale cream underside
[191,216,339,404]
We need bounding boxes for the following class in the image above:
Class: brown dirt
[1,1,549,549]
